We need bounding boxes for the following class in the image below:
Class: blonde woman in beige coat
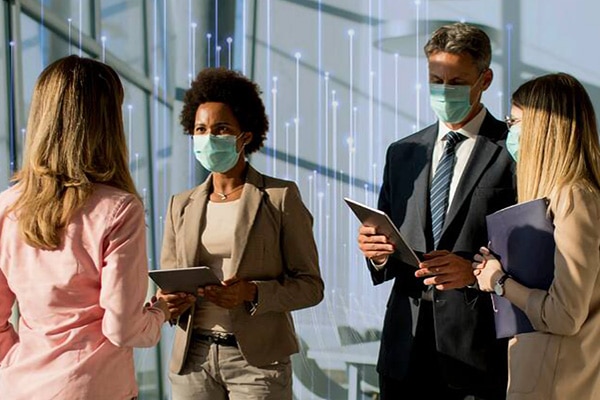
[473,72,600,399]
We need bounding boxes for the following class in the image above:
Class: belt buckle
[213,332,230,342]
[200,331,236,346]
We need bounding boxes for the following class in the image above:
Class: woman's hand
[198,278,257,309]
[145,295,171,322]
[472,247,505,292]
[155,289,196,321]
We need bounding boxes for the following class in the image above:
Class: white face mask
[506,124,521,162]
[192,133,244,173]
[429,73,484,124]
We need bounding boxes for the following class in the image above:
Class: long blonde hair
[512,73,600,205]
[10,55,137,249]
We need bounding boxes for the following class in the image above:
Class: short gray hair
[424,22,492,72]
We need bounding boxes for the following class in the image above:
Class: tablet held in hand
[149,266,221,293]
[344,197,421,267]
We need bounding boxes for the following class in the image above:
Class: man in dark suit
[358,23,516,399]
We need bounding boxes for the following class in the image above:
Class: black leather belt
[193,331,238,347]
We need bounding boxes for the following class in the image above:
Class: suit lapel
[442,125,503,235]
[181,177,211,268]
[229,165,264,276]
[414,125,437,237]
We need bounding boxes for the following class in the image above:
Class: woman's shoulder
[92,183,138,202]
[0,185,20,205]
[87,184,143,216]
[261,175,298,190]
[549,183,600,219]
[246,166,300,194]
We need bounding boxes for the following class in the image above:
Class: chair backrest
[337,325,365,345]
[291,337,348,400]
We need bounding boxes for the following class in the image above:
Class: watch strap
[497,273,510,286]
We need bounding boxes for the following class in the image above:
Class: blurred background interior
[1,0,598,399]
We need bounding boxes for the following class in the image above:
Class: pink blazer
[0,184,164,400]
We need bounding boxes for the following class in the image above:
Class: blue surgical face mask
[429,74,484,124]
[193,133,244,173]
[506,124,521,162]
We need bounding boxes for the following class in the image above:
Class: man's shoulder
[388,123,437,149]
[478,111,507,141]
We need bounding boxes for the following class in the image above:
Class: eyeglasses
[504,115,521,129]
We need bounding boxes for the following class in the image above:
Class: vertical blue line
[40,0,45,69]
[376,0,382,198]
[7,41,17,177]
[506,23,513,113]
[214,0,219,63]
[265,0,272,176]
[317,0,322,177]
[162,0,168,218]
[242,0,247,75]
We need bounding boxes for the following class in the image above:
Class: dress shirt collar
[436,106,488,143]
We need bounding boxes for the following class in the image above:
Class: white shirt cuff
[370,257,388,271]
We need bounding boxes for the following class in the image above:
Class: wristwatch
[494,273,510,296]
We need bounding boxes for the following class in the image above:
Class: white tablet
[344,197,421,267]
[149,266,221,293]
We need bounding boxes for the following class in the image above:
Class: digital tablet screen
[149,266,221,293]
[344,197,420,267]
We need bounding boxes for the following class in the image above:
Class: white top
[431,106,487,209]
[193,199,240,333]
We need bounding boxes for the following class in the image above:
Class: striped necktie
[430,131,466,249]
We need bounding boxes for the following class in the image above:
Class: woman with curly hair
[158,67,324,400]
[0,55,170,399]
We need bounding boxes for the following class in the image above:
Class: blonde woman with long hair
[0,55,170,400]
[473,73,600,399]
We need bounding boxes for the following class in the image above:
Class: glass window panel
[122,81,162,398]
[19,14,92,172]
[100,0,146,73]
[33,0,93,36]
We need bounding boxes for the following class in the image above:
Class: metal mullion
[141,1,164,398]
[90,0,100,40]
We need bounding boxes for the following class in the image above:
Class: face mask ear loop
[469,71,487,107]
[238,132,252,149]
[473,70,488,91]
[236,132,248,159]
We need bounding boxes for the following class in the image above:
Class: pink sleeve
[99,196,164,348]
[0,269,18,363]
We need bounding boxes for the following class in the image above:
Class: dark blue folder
[485,198,555,338]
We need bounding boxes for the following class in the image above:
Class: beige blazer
[161,165,324,373]
[507,185,600,399]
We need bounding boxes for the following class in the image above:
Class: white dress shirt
[431,106,487,210]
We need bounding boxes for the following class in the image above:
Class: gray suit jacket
[161,164,324,373]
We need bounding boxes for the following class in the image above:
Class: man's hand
[357,225,395,264]
[415,250,477,290]
[155,289,196,320]
[198,278,257,309]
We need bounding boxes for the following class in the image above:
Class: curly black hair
[180,67,269,155]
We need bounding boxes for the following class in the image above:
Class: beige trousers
[169,337,292,400]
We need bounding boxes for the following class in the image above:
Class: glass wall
[2,1,600,399]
